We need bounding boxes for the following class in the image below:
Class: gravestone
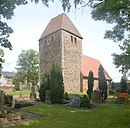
[11,98,15,108]
[19,92,23,99]
[19,82,22,91]
[69,95,81,108]
[117,97,125,104]
[45,90,51,104]
[0,90,5,104]
[91,91,102,103]
[30,84,36,101]
[29,82,32,90]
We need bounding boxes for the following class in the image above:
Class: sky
[2,1,123,82]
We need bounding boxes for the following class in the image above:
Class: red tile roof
[82,55,112,80]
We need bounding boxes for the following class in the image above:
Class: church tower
[39,13,83,92]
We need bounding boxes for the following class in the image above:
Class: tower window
[74,37,77,44]
[51,36,53,41]
[71,36,73,42]
[45,39,47,45]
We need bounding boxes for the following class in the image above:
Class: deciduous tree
[14,49,39,85]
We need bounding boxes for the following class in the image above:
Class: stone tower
[39,13,83,92]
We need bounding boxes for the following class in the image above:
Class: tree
[120,74,128,93]
[14,49,39,85]
[90,0,130,74]
[98,65,107,101]
[50,63,64,104]
[39,71,51,101]
[0,0,88,50]
[113,40,130,74]
[39,63,64,103]
[87,70,94,99]
[0,48,4,76]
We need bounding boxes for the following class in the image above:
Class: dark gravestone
[45,90,51,104]
[69,95,81,108]
[30,85,36,101]
[0,91,5,104]
[117,97,125,104]
[91,91,102,103]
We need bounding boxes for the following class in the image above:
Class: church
[39,13,112,93]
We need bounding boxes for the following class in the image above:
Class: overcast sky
[2,1,122,82]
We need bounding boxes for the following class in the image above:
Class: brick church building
[39,13,112,93]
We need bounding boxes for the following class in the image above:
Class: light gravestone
[69,95,81,108]
[19,82,22,91]
[19,92,23,99]
[30,84,36,101]
[11,98,15,108]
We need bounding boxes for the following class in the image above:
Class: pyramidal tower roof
[39,13,83,40]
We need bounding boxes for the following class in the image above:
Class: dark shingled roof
[2,71,16,78]
[39,13,83,40]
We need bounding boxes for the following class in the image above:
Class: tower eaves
[39,13,83,40]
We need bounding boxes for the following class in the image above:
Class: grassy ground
[7,90,31,96]
[1,102,130,128]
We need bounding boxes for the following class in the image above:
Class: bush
[120,76,128,93]
[80,94,90,108]
[4,95,13,106]
[127,89,130,94]
[64,92,69,100]
[39,72,50,102]
[50,64,64,104]
[39,64,64,104]
[87,71,94,99]
[109,90,115,95]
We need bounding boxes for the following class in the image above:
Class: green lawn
[1,103,130,128]
[7,90,31,96]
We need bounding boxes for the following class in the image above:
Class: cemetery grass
[8,90,39,96]
[1,103,130,128]
[8,90,31,96]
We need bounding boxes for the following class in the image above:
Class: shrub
[64,92,69,100]
[109,90,115,95]
[87,71,94,99]
[50,64,64,104]
[4,95,13,106]
[98,65,107,101]
[127,89,130,94]
[120,76,128,93]
[80,94,90,108]
[39,72,50,102]
[39,64,64,104]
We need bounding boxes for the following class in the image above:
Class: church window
[51,36,53,41]
[71,36,73,42]
[74,37,77,44]
[45,39,47,45]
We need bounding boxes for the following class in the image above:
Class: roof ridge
[39,13,83,40]
[83,55,101,63]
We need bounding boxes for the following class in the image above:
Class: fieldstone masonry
[39,13,83,93]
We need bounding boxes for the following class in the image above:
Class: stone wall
[61,30,82,92]
[39,30,82,93]
[82,78,99,93]
[39,31,62,80]
[82,78,111,93]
